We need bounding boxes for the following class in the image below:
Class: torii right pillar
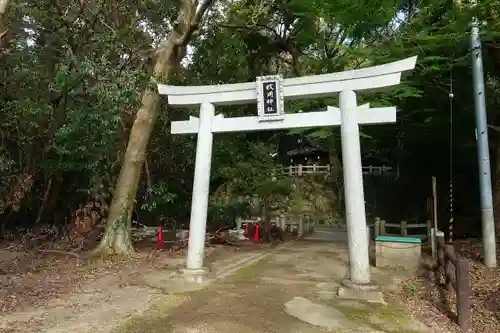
[338,90,383,300]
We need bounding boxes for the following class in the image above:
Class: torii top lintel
[157,56,417,108]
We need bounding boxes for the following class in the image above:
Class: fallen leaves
[400,239,500,333]
[0,238,268,316]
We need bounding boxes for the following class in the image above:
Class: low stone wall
[375,236,422,271]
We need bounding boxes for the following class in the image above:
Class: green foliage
[208,200,251,228]
[140,183,177,214]
[2,0,500,233]
[0,0,176,225]
[48,64,148,174]
[215,140,291,196]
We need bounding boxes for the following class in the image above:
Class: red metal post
[156,223,164,249]
[254,223,260,241]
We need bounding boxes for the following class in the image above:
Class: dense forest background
[2,0,500,253]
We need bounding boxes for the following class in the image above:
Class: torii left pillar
[182,102,214,281]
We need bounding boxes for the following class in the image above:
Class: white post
[280,214,286,230]
[236,217,243,230]
[186,102,215,271]
[340,90,371,284]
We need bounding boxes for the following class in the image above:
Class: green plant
[140,183,177,215]
[404,283,421,297]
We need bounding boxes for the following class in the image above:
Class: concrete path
[305,226,348,242]
[116,233,431,333]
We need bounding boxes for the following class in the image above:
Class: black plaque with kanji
[262,81,278,115]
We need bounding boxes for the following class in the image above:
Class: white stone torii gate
[158,56,417,285]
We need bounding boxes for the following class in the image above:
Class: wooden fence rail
[283,164,395,176]
[436,234,472,330]
[372,217,431,238]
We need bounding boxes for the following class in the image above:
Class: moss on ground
[224,256,271,283]
[113,255,272,333]
[332,301,426,333]
[112,245,428,333]
[113,294,188,333]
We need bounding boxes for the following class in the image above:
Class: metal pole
[432,176,438,233]
[470,2,497,268]
[432,177,438,258]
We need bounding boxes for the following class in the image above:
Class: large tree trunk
[328,133,343,210]
[260,195,271,241]
[0,0,9,46]
[0,0,8,31]
[94,0,214,257]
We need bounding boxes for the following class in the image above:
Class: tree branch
[219,22,278,40]
[0,0,9,45]
[194,0,215,23]
[174,0,216,46]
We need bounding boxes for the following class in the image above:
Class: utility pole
[470,0,497,268]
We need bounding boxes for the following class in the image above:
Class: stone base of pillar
[337,279,385,304]
[141,266,211,293]
[179,266,211,284]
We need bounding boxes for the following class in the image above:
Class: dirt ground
[1,235,430,333]
[400,239,500,333]
[3,233,499,333]
[0,239,269,333]
[115,240,431,333]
